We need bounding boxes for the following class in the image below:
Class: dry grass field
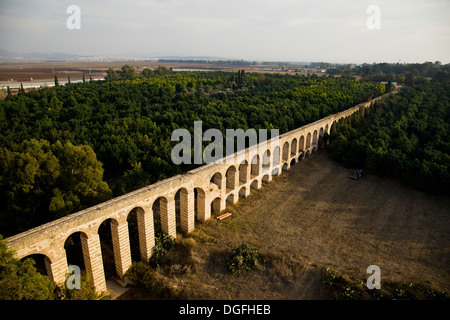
[121,150,450,300]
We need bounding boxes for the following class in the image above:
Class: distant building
[380,81,397,86]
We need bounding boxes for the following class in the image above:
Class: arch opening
[250,179,259,190]
[127,207,143,262]
[194,187,206,222]
[64,231,88,274]
[210,197,222,215]
[250,155,260,178]
[226,194,235,206]
[290,158,296,167]
[226,166,237,191]
[238,160,248,185]
[291,138,297,156]
[262,149,271,170]
[98,219,117,280]
[273,146,280,168]
[21,254,52,278]
[299,135,305,152]
[282,142,289,161]
[313,130,318,146]
[152,196,167,236]
[210,172,222,191]
[238,186,247,198]
[175,188,188,233]
[306,133,311,150]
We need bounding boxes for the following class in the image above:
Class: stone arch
[250,179,260,190]
[226,193,235,205]
[127,206,154,262]
[152,197,165,234]
[175,187,194,234]
[64,230,107,291]
[152,196,175,237]
[21,253,53,278]
[210,197,222,214]
[262,149,271,171]
[250,154,260,178]
[194,187,206,221]
[210,172,222,190]
[273,145,281,167]
[64,231,90,273]
[325,124,329,134]
[313,130,318,146]
[306,132,311,149]
[290,158,296,167]
[271,167,279,176]
[225,165,237,190]
[262,174,271,184]
[282,163,289,172]
[291,138,297,156]
[127,207,144,262]
[238,186,248,198]
[299,135,305,152]
[238,160,249,185]
[319,127,324,137]
[97,218,120,280]
[282,141,289,161]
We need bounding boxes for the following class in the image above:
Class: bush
[57,272,99,300]
[149,233,175,267]
[226,243,259,275]
[322,267,449,300]
[125,261,185,298]
[126,261,165,295]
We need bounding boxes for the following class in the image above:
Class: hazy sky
[0,0,449,63]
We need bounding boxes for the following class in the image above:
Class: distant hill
[0,48,83,60]
[0,48,18,57]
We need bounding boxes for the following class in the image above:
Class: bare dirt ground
[122,149,450,300]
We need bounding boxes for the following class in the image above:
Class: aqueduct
[6,95,387,294]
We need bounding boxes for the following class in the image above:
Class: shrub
[149,233,175,267]
[125,261,160,294]
[322,267,450,300]
[57,272,99,300]
[226,243,259,275]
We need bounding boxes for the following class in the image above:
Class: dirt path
[124,150,450,299]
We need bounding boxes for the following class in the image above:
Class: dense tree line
[329,79,450,194]
[158,59,258,66]
[0,68,384,235]
[328,61,450,85]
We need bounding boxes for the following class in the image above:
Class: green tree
[0,235,56,300]
[119,64,137,80]
[142,68,154,77]
[105,68,119,81]
[49,141,113,217]
[405,72,414,86]
[0,140,112,234]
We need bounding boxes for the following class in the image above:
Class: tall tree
[105,68,119,81]
[0,235,56,300]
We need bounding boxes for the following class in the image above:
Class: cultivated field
[122,149,450,299]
